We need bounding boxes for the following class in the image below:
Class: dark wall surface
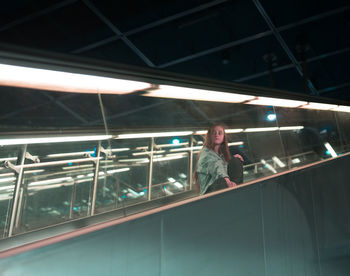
[0,155,349,276]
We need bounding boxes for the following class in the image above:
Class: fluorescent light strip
[228,141,244,146]
[0,63,151,94]
[22,157,102,169]
[47,151,94,158]
[117,131,193,139]
[248,97,307,108]
[137,154,186,163]
[324,142,337,158]
[0,157,17,162]
[244,127,279,132]
[132,150,165,156]
[0,135,112,146]
[110,148,130,152]
[279,126,304,131]
[62,164,94,170]
[29,176,73,186]
[169,146,202,152]
[0,177,16,183]
[144,85,255,103]
[107,168,130,174]
[260,159,277,174]
[226,129,244,133]
[301,102,338,110]
[156,142,189,148]
[332,105,350,113]
[272,156,286,168]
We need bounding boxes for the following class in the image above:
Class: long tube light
[244,127,279,132]
[0,63,151,94]
[144,85,256,103]
[116,131,193,139]
[332,105,350,113]
[301,102,338,110]
[324,142,337,157]
[248,97,307,108]
[0,135,112,146]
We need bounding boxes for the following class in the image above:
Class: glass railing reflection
[0,125,348,240]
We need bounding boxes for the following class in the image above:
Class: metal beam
[319,82,350,95]
[252,0,318,95]
[234,46,350,82]
[0,0,78,32]
[156,5,350,68]
[82,0,155,67]
[72,0,228,54]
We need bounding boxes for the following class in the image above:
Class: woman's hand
[233,154,244,163]
[225,177,237,188]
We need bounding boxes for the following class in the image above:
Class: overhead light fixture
[143,85,255,103]
[0,135,112,146]
[156,142,189,148]
[194,130,207,135]
[132,150,165,156]
[0,63,151,94]
[248,97,307,108]
[244,127,279,132]
[301,102,338,110]
[332,105,350,113]
[116,131,193,139]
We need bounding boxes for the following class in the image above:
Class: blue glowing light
[267,114,277,121]
[68,162,73,166]
[325,150,331,155]
[172,138,180,145]
[122,195,126,199]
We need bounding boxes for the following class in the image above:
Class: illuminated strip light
[62,164,94,170]
[110,148,130,152]
[324,142,337,158]
[47,151,94,158]
[132,150,165,156]
[260,159,277,174]
[228,141,244,146]
[169,146,203,152]
[22,157,102,169]
[195,129,243,135]
[156,142,189,148]
[0,157,17,162]
[117,131,193,139]
[301,102,338,110]
[137,154,186,163]
[332,105,350,113]
[119,158,149,163]
[272,156,286,168]
[29,176,73,186]
[248,97,307,108]
[244,127,279,132]
[279,126,304,131]
[143,85,256,103]
[0,177,16,183]
[0,63,151,94]
[107,168,130,174]
[0,135,112,146]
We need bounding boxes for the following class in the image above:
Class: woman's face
[210,126,225,145]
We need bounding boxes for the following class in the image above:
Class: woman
[195,124,243,195]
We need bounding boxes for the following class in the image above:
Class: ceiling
[0,0,349,129]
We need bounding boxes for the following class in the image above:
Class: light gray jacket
[196,147,228,194]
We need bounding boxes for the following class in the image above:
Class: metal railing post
[147,137,154,201]
[188,135,194,191]
[7,144,27,237]
[90,141,101,216]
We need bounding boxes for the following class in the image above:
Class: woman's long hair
[203,124,231,162]
[193,123,231,193]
